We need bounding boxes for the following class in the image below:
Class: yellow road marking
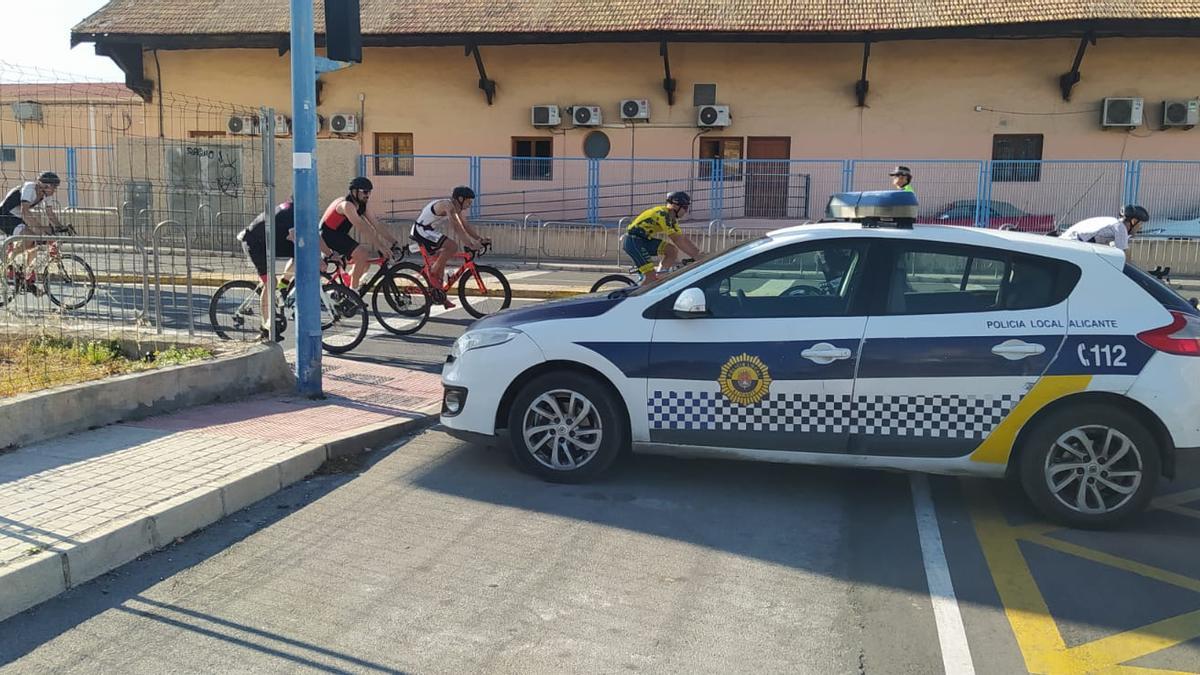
[1024,534,1200,594]
[967,486,1200,674]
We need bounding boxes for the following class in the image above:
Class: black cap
[888,166,913,177]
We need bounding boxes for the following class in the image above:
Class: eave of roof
[72,18,1200,51]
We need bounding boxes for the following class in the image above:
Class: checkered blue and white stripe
[648,390,1020,439]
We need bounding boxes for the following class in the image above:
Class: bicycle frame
[412,243,487,292]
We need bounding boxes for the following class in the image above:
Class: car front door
[852,240,1076,459]
[644,238,873,454]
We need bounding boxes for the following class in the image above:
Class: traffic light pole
[289,0,322,396]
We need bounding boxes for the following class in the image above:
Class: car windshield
[627,236,773,296]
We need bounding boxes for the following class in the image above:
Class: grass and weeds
[0,337,214,397]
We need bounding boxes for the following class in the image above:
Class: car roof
[765,221,1123,267]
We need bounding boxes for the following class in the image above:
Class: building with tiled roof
[62,0,1200,223]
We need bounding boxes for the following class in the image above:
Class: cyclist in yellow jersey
[624,191,703,283]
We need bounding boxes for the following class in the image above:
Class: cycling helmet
[666,191,692,208]
[38,171,61,186]
[1120,204,1149,222]
[348,176,374,192]
[452,186,475,201]
[888,166,913,178]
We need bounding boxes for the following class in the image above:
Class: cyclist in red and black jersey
[319,176,397,290]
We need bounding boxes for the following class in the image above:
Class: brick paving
[0,356,442,570]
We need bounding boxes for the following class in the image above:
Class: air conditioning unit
[1162,99,1199,128]
[531,105,561,127]
[329,112,358,134]
[227,115,258,135]
[697,104,731,128]
[273,114,291,136]
[11,101,43,122]
[1101,97,1143,128]
[570,105,602,126]
[620,99,650,120]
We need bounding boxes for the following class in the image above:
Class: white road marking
[911,474,976,675]
[504,270,550,280]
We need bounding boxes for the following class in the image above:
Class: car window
[1123,264,1200,316]
[990,201,1024,218]
[884,243,1076,315]
[628,236,770,297]
[699,242,866,318]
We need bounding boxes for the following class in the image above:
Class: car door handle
[991,339,1046,360]
[801,343,853,364]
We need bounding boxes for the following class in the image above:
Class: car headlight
[451,327,521,359]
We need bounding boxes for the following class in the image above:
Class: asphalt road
[4,428,1200,673]
[5,278,1200,673]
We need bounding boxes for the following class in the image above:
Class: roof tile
[72,0,1200,37]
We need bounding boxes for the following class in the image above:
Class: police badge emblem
[718,353,772,406]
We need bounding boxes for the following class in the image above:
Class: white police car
[441,191,1200,528]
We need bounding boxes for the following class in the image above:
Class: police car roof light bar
[826,190,918,229]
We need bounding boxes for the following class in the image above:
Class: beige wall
[133,39,1200,222]
[145,38,1200,161]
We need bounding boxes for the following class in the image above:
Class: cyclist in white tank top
[409,187,490,307]
[413,199,453,242]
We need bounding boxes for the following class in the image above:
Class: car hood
[469,293,626,330]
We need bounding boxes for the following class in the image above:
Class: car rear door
[851,239,1077,460]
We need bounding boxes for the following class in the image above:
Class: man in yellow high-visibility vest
[888,165,915,193]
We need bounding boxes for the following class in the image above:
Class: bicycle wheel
[209,280,264,341]
[319,282,368,354]
[590,274,637,294]
[43,254,96,310]
[458,264,512,319]
[372,270,431,335]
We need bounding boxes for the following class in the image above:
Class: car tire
[506,372,627,483]
[1018,404,1160,529]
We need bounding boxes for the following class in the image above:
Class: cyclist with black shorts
[237,196,306,340]
[411,186,490,307]
[624,191,703,284]
[2,171,63,291]
[319,177,397,291]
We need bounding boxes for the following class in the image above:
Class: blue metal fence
[6,146,1194,232]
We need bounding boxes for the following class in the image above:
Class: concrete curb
[0,410,438,622]
[0,343,293,450]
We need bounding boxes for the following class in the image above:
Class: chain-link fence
[1,61,283,396]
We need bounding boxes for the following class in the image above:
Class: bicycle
[589,257,696,294]
[0,223,96,310]
[391,241,511,318]
[327,246,431,336]
[208,254,372,354]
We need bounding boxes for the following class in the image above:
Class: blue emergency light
[825,190,918,228]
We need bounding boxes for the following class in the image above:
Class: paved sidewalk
[0,356,443,622]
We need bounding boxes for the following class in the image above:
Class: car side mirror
[673,288,708,317]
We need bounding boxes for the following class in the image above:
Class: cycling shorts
[624,232,666,275]
[411,228,446,254]
[320,226,359,258]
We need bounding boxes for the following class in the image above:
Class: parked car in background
[935,200,1056,233]
[1140,217,1200,239]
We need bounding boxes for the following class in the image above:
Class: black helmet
[1120,204,1149,222]
[452,186,475,201]
[348,176,373,192]
[666,191,692,208]
[888,166,913,178]
[38,171,61,186]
